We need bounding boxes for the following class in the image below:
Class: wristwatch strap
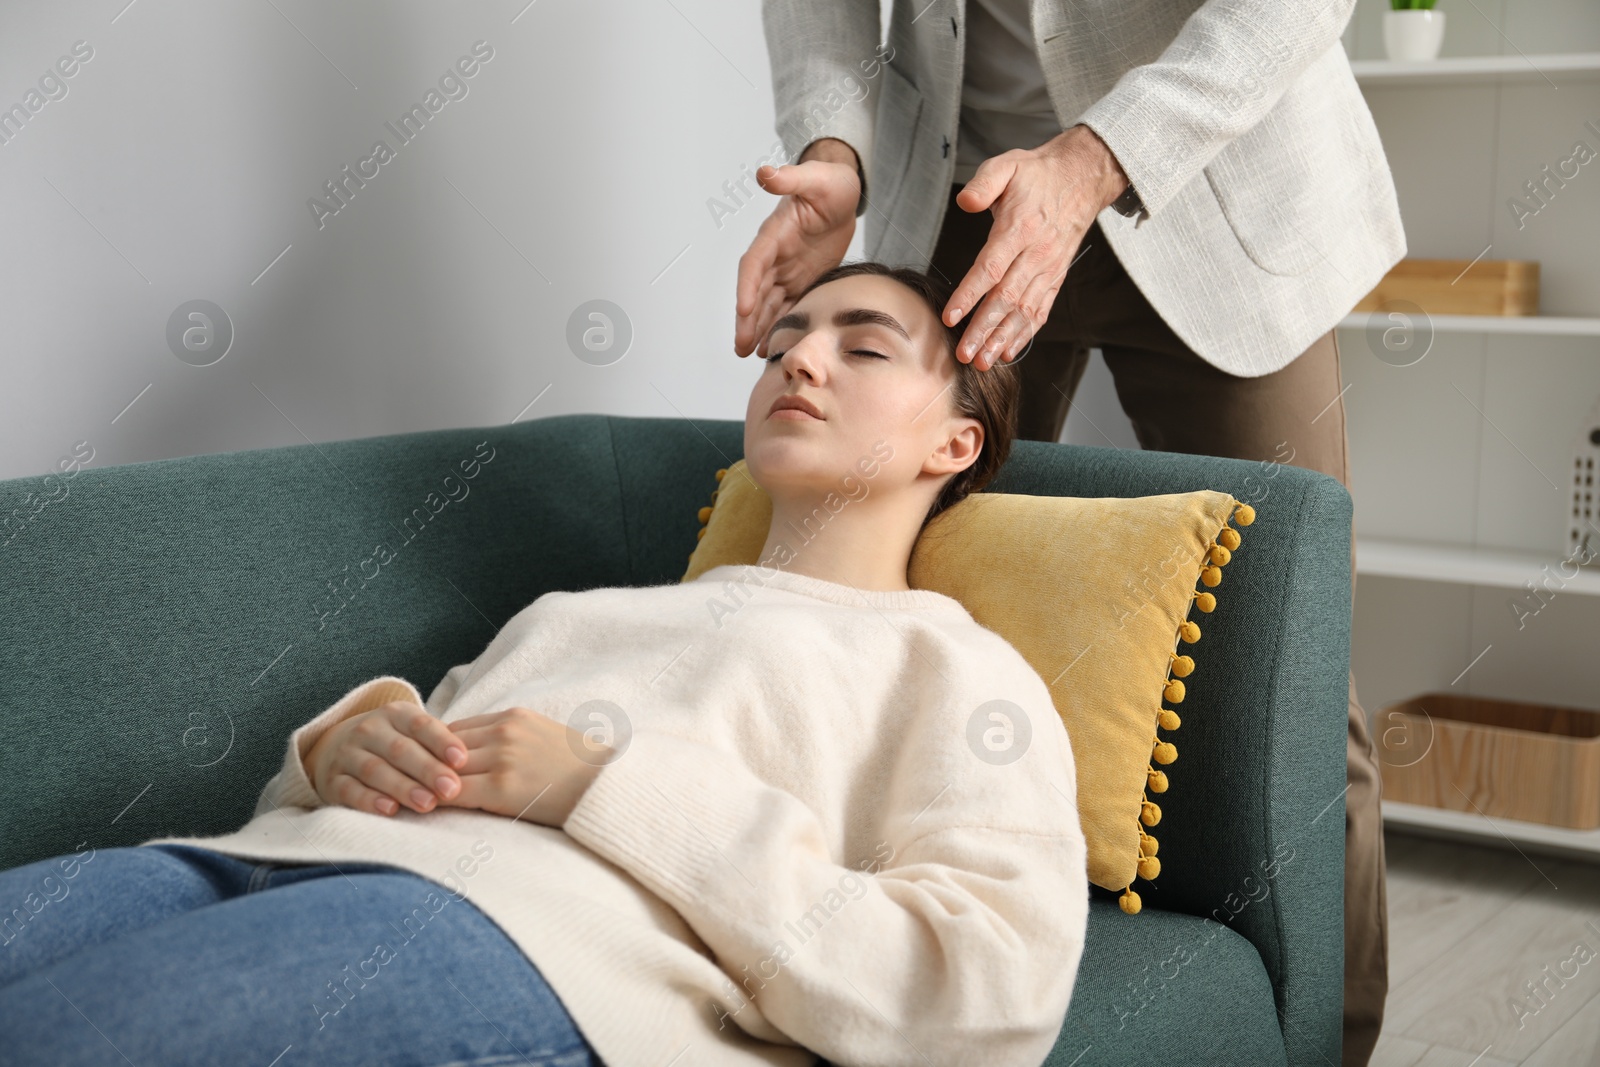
[1110,182,1148,223]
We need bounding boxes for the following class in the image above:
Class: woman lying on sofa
[0,263,1089,1067]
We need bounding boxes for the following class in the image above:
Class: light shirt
[954,0,1064,184]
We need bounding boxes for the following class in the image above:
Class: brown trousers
[927,186,1387,1067]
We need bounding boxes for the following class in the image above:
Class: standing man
[734,2,1404,1065]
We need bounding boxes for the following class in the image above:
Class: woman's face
[743,274,980,501]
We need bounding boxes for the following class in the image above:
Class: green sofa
[0,413,1350,1066]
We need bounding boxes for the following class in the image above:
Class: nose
[777,333,827,383]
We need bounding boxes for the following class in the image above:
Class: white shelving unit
[1356,536,1600,596]
[1339,312,1600,337]
[1350,51,1600,85]
[1339,40,1600,858]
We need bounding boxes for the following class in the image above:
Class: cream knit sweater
[142,562,1089,1067]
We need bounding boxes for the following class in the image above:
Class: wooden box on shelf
[1353,258,1540,316]
[1378,692,1600,829]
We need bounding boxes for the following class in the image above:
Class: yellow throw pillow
[683,460,1255,914]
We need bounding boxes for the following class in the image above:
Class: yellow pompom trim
[1124,495,1256,914]
[693,470,733,558]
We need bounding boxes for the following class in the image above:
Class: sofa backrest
[0,414,727,870]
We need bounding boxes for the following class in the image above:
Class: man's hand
[734,138,861,360]
[434,706,612,827]
[306,700,467,817]
[945,124,1130,370]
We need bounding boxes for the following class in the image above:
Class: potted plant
[1385,0,1447,62]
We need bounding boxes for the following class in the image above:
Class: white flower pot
[1384,9,1447,62]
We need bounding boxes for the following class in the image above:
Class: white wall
[0,0,893,482]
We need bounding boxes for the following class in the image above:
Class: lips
[768,394,824,420]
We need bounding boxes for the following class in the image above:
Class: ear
[921,418,983,477]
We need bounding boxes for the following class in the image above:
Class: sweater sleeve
[1073,0,1355,216]
[561,699,1088,1066]
[252,675,427,817]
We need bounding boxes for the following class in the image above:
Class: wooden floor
[1371,827,1600,1066]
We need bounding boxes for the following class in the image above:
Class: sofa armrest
[988,439,1351,1066]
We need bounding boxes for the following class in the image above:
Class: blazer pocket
[1202,124,1327,278]
[870,61,924,216]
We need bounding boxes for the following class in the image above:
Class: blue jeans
[0,844,602,1067]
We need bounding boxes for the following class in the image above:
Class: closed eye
[764,349,889,363]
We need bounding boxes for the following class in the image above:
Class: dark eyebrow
[766,307,913,347]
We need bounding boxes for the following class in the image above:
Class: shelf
[1357,536,1600,595]
[1383,800,1600,862]
[1338,312,1600,336]
[1350,52,1600,86]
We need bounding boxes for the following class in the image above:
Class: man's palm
[734,159,858,359]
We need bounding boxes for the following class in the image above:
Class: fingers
[954,153,1018,216]
[329,753,440,817]
[955,231,1065,368]
[325,705,464,815]
[735,242,777,355]
[327,773,402,817]
[385,701,467,772]
[947,223,1027,341]
[1007,271,1065,363]
[988,270,1062,367]
[752,287,791,360]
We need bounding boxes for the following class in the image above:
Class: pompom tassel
[1120,886,1142,914]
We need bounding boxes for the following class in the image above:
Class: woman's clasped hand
[304,700,611,828]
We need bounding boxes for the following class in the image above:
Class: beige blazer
[761,0,1407,377]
